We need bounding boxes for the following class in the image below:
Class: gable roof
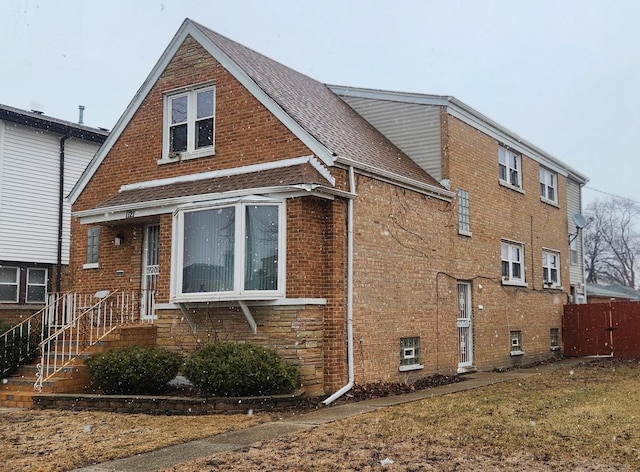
[69,18,451,205]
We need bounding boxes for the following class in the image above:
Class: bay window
[174,201,284,301]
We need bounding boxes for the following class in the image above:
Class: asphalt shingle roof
[193,21,442,190]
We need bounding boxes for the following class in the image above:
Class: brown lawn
[1,359,639,471]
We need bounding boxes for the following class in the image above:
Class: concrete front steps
[0,324,157,408]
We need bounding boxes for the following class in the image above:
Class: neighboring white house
[0,104,108,321]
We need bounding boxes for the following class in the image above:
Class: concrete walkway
[72,357,587,472]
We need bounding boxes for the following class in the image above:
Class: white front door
[457,281,474,372]
[140,224,159,320]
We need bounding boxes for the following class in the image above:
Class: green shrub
[85,346,182,395]
[183,342,297,397]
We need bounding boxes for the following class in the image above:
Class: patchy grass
[167,360,640,471]
[0,409,268,472]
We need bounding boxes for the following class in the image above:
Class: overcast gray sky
[1,0,638,207]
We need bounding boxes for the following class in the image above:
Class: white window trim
[0,266,19,303]
[171,198,286,303]
[501,240,526,286]
[159,83,216,164]
[399,337,423,371]
[539,167,558,206]
[542,248,562,289]
[26,268,48,304]
[498,146,523,191]
[510,331,523,356]
[457,189,472,236]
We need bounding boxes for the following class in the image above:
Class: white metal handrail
[0,292,72,377]
[34,289,141,392]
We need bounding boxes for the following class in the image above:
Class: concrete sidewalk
[72,357,587,472]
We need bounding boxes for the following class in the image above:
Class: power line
[584,186,640,205]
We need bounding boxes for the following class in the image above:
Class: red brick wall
[443,112,569,369]
[66,36,350,396]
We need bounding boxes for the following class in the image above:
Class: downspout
[322,166,355,405]
[56,134,69,293]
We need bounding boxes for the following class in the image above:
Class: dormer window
[161,84,215,163]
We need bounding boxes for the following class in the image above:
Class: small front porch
[0,290,156,408]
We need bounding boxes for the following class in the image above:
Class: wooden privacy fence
[563,301,640,358]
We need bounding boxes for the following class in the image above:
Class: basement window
[399,337,423,371]
[510,330,523,356]
[550,328,560,351]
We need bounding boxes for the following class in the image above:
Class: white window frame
[510,330,523,356]
[539,167,558,205]
[569,237,578,265]
[171,198,286,302]
[84,226,100,269]
[498,146,522,190]
[0,266,19,303]
[399,336,423,371]
[26,268,48,304]
[542,249,561,288]
[550,328,560,351]
[501,240,526,286]
[160,83,215,163]
[457,189,471,236]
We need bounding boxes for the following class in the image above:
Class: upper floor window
[542,250,561,288]
[498,146,522,189]
[539,167,557,204]
[501,240,525,285]
[457,189,471,236]
[569,237,578,265]
[173,200,285,302]
[0,267,19,303]
[162,84,215,162]
[85,226,100,268]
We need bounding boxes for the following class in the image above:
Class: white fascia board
[188,24,336,167]
[69,21,193,204]
[119,155,334,193]
[74,185,337,224]
[447,98,588,181]
[70,20,336,204]
[330,85,588,183]
[336,156,454,202]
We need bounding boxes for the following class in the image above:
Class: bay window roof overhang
[74,159,346,224]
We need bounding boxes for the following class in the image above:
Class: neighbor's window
[539,167,557,204]
[550,328,560,351]
[542,250,561,288]
[0,267,19,303]
[510,330,523,355]
[498,146,522,189]
[570,237,578,265]
[457,189,471,235]
[175,201,284,301]
[85,226,100,266]
[399,337,423,371]
[501,241,525,284]
[164,84,215,160]
[26,268,48,304]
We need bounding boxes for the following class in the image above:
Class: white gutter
[322,166,356,405]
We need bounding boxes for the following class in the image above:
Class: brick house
[67,19,587,400]
[0,105,107,324]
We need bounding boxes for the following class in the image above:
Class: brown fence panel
[610,302,640,358]
[563,303,612,357]
[563,301,640,358]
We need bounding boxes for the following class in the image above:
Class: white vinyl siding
[337,96,443,181]
[567,179,585,288]
[0,123,99,264]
